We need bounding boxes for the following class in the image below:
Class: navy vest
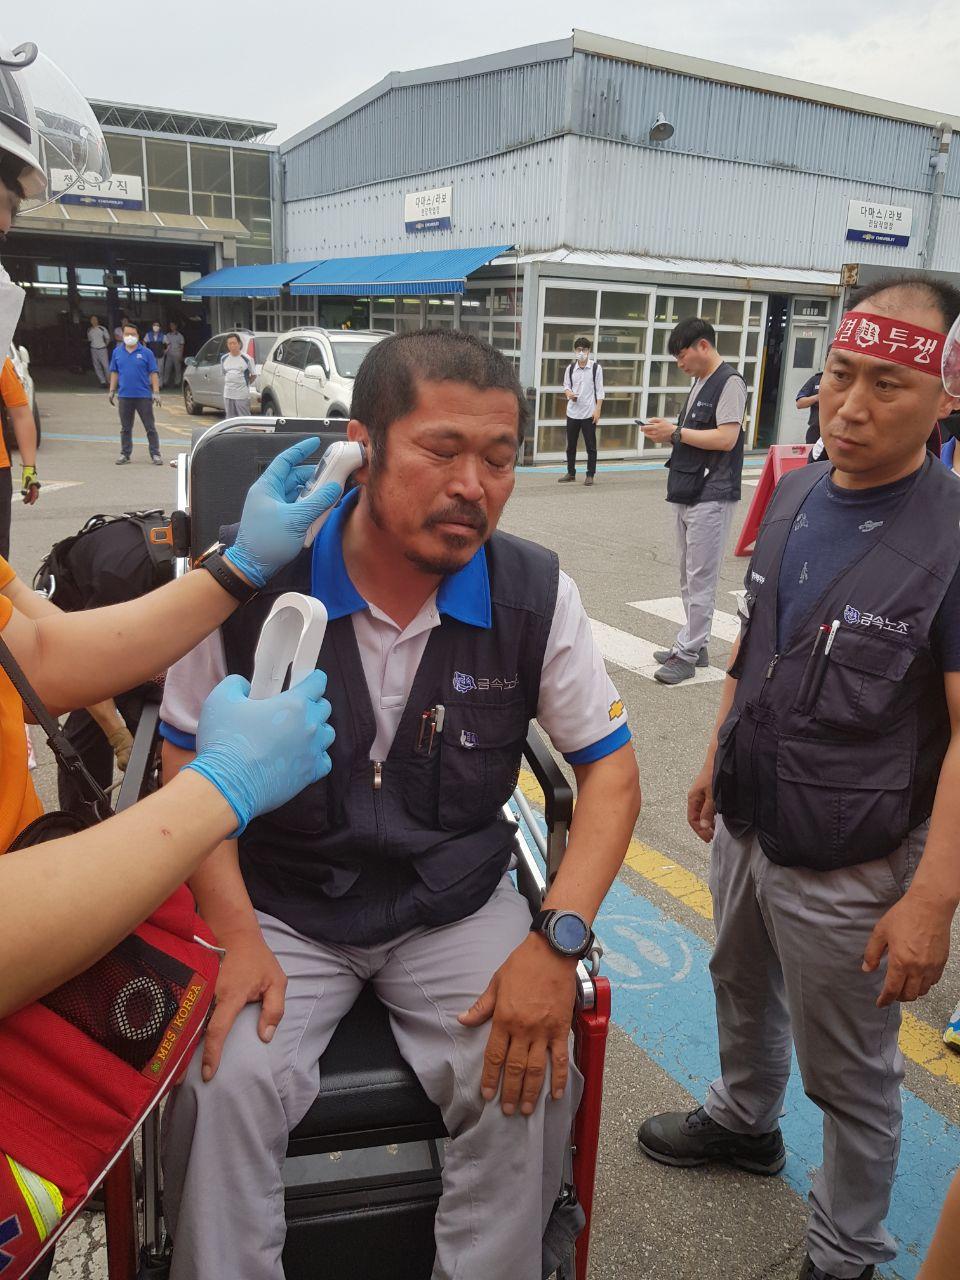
[713,456,960,871]
[221,532,559,946]
[666,362,745,505]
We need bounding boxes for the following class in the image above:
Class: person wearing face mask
[558,336,604,486]
[108,321,163,465]
[144,319,166,364]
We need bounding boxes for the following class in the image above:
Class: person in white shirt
[86,314,110,388]
[220,333,255,418]
[163,321,185,387]
[559,336,605,487]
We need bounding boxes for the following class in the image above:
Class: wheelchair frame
[98,419,612,1280]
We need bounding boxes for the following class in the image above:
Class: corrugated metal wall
[566,136,948,272]
[285,138,567,259]
[282,59,569,202]
[573,53,957,198]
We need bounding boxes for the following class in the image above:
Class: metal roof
[183,260,326,299]
[504,248,840,290]
[91,100,276,143]
[289,245,514,296]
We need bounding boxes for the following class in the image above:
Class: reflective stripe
[6,1156,62,1241]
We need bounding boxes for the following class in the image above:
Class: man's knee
[171,1005,280,1124]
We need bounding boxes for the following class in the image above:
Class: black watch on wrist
[530,909,595,960]
[196,545,259,605]
[671,425,683,447]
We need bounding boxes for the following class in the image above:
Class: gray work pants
[90,346,110,385]
[164,353,184,387]
[223,394,251,420]
[671,499,736,664]
[161,877,579,1280]
[704,818,923,1278]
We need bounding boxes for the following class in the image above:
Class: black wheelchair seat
[289,986,445,1156]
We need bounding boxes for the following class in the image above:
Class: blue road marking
[515,810,958,1279]
[44,432,185,447]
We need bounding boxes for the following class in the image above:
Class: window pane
[234,195,273,246]
[491,320,521,349]
[719,299,744,326]
[699,298,721,325]
[492,287,521,316]
[601,391,643,419]
[599,291,649,322]
[146,139,188,192]
[191,145,231,195]
[544,287,596,319]
[597,421,639,451]
[649,359,681,388]
[233,149,270,199]
[717,329,741,358]
[597,324,646,355]
[601,359,645,387]
[653,328,676,355]
[649,392,688,419]
[539,392,570,421]
[105,134,143,181]
[654,294,698,324]
[537,424,568,453]
[744,329,760,358]
[151,187,190,214]
[542,321,591,352]
[540,357,572,386]
[236,244,274,265]
[461,289,491,317]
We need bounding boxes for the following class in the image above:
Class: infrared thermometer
[249,592,328,700]
[298,440,366,547]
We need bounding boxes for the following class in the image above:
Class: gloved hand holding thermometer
[225,436,349,586]
[185,668,334,835]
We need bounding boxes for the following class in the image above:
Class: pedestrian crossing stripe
[627,597,741,644]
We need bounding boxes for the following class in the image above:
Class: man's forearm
[542,744,641,924]
[677,425,740,452]
[163,742,259,940]
[3,567,243,713]
[9,404,36,468]
[0,770,234,1018]
[906,734,960,910]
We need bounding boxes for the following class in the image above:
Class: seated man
[159,330,642,1280]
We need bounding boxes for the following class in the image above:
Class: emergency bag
[32,511,173,613]
[0,637,218,1280]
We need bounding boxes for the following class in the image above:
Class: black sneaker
[557,473,576,483]
[653,647,709,668]
[638,1106,786,1175]
[115,455,131,465]
[797,1257,873,1280]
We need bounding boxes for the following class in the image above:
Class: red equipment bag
[0,887,219,1279]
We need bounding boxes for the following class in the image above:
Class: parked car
[182,330,273,416]
[257,329,386,419]
[2,342,40,456]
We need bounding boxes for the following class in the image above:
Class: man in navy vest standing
[643,317,748,685]
[638,276,960,1280]
[158,330,641,1280]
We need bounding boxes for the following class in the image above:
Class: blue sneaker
[944,1000,960,1049]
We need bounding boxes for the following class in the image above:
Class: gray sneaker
[653,647,709,668]
[115,455,130,465]
[558,473,576,483]
[654,655,697,685]
[584,476,594,487]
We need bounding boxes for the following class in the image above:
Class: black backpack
[566,361,599,395]
[33,511,174,612]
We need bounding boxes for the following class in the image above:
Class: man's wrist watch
[530,909,595,960]
[671,425,683,446]
[196,544,259,605]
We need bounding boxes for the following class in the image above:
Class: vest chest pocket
[437,701,528,831]
[666,446,709,503]
[804,628,923,734]
[263,772,331,835]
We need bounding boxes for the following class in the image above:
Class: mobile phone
[298,440,366,546]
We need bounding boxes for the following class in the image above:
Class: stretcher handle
[249,593,328,700]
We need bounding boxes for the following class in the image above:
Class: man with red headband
[638,274,960,1280]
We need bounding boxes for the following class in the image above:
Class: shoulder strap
[592,363,598,392]
[0,635,113,822]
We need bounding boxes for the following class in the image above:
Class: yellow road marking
[517,769,960,1090]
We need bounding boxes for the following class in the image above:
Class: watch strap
[671,425,683,446]
[198,551,259,605]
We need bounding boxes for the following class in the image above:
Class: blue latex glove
[224,436,343,587]
[185,669,335,835]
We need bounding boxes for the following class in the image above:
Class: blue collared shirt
[311,487,492,628]
[109,343,158,398]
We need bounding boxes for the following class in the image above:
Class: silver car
[182,331,274,416]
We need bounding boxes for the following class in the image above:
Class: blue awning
[288,245,514,297]
[182,259,327,299]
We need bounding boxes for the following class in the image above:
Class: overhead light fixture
[649,112,675,143]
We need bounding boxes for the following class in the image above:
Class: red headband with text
[831,311,945,376]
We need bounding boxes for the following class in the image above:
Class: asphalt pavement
[12,374,960,1280]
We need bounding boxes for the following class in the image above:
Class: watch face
[551,912,590,955]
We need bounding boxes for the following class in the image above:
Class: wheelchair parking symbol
[597,915,694,991]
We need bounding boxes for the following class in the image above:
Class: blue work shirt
[109,343,158,399]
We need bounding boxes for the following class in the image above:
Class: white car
[257,329,385,420]
[2,341,39,455]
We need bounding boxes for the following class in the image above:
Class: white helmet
[0,40,109,207]
[944,314,960,399]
